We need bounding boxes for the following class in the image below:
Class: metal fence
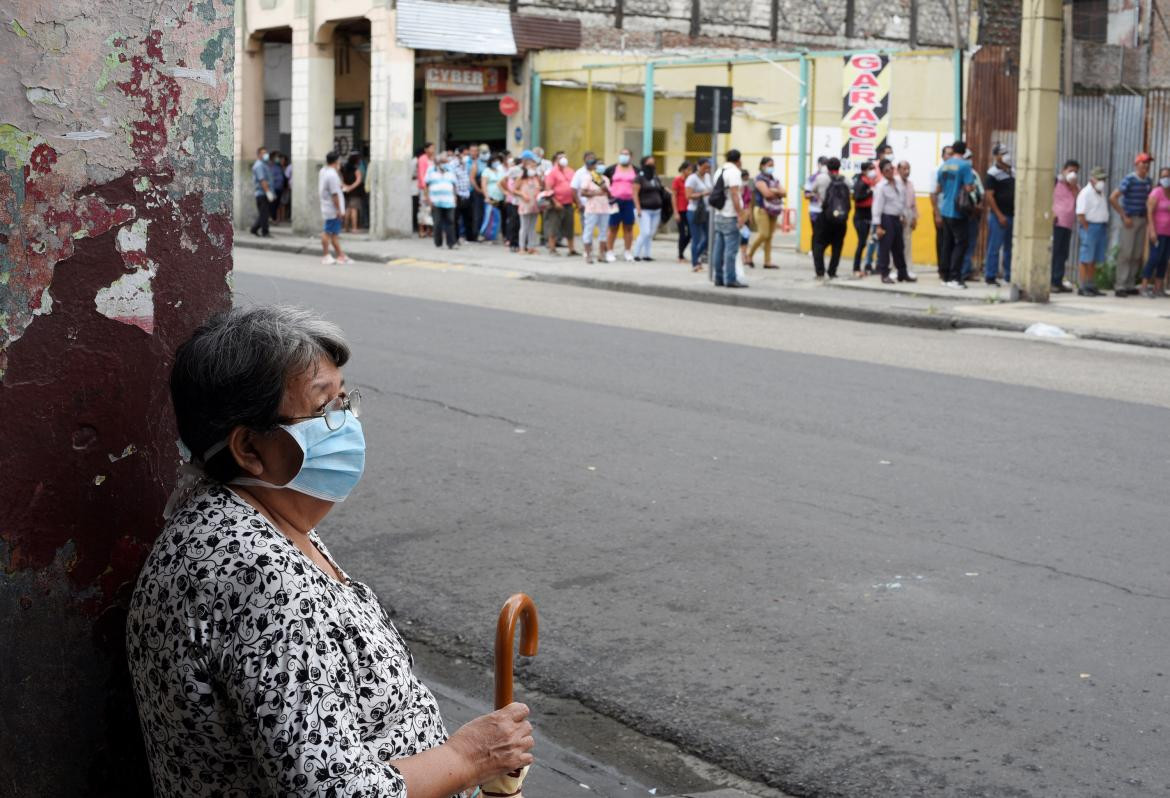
[1055,94,1145,251]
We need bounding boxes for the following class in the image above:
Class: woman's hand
[447,702,535,784]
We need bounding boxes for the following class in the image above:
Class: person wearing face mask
[934,140,976,289]
[478,154,506,242]
[513,151,542,254]
[604,148,639,261]
[425,154,458,249]
[250,147,273,237]
[872,158,915,283]
[1074,166,1110,296]
[983,143,1015,286]
[1110,153,1155,296]
[128,305,536,798]
[469,144,491,239]
[544,152,578,256]
[1141,166,1170,297]
[1050,160,1080,292]
[896,161,917,273]
[632,155,664,261]
[850,161,878,277]
[578,155,613,264]
[748,157,786,268]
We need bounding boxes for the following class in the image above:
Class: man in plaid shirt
[451,147,476,243]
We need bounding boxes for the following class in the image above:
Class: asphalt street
[234,248,1170,798]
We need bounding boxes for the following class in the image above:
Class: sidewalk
[236,225,1170,349]
[409,639,787,798]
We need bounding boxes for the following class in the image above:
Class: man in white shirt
[709,149,749,287]
[318,150,352,265]
[1074,166,1110,296]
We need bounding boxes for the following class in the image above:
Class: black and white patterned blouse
[126,484,451,797]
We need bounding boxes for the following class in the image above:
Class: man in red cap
[1109,152,1154,296]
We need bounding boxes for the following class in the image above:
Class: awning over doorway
[396,0,518,55]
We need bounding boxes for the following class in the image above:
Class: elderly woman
[126,305,533,797]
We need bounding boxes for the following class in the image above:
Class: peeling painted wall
[0,1,233,794]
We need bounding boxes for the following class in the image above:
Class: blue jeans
[688,209,708,267]
[634,209,661,258]
[710,215,740,285]
[1143,234,1170,280]
[985,213,1013,281]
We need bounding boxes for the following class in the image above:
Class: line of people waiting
[409,144,787,286]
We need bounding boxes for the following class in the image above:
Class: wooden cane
[494,593,539,709]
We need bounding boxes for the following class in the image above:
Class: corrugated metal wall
[1145,90,1170,164]
[1055,94,1144,245]
[965,45,1019,267]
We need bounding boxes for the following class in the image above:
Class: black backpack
[708,171,728,210]
[824,176,851,222]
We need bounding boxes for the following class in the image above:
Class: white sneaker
[623,251,635,262]
[605,251,616,263]
[321,255,336,265]
[336,255,354,265]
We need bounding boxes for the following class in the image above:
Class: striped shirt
[425,166,456,209]
[1118,173,1152,217]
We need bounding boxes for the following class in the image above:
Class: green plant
[1094,244,1119,291]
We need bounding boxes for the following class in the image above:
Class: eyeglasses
[281,389,362,431]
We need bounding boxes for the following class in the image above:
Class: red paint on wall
[0,169,231,601]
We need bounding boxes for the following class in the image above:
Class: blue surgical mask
[618,154,630,165]
[261,153,270,162]
[230,413,366,503]
[763,166,774,176]
[1160,177,1170,189]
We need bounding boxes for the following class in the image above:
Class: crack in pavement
[369,386,529,429]
[939,540,1170,600]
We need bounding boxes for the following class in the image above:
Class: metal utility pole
[1012,0,1063,302]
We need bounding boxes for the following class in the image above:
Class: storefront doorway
[443,98,507,151]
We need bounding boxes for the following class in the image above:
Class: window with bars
[1072,0,1108,43]
[685,123,713,161]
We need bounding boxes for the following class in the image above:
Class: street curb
[528,272,1029,335]
[234,237,1170,350]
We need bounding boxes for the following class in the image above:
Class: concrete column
[368,8,415,237]
[290,20,335,236]
[233,33,264,229]
[1011,0,1062,302]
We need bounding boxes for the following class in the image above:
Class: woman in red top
[673,162,693,263]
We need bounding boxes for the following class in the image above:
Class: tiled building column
[232,33,264,229]
[368,7,415,237]
[290,19,335,236]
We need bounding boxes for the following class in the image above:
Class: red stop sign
[499,96,520,116]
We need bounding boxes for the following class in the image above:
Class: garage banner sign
[840,53,890,171]
[425,66,505,94]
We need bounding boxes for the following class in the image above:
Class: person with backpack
[811,157,851,280]
[632,155,665,261]
[934,140,977,289]
[851,161,878,278]
[708,149,749,288]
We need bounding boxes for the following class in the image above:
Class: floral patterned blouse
[126,484,451,797]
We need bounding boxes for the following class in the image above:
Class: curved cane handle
[494,593,539,710]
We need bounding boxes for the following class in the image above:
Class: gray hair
[170,304,350,482]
